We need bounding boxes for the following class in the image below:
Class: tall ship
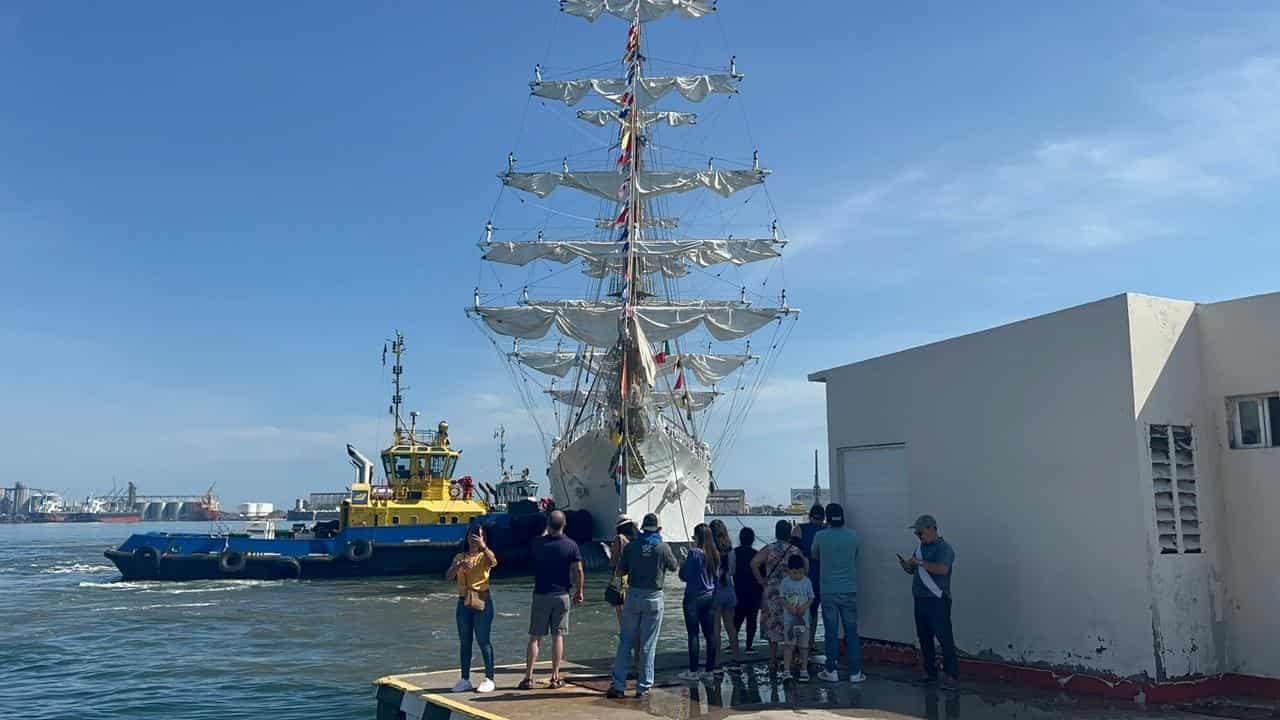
[105,333,547,581]
[468,0,797,544]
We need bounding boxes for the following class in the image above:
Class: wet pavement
[377,652,1265,720]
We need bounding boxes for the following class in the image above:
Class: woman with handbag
[446,525,498,693]
[607,515,637,622]
[709,519,740,669]
[751,519,806,674]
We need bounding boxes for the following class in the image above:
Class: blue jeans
[822,592,861,674]
[611,589,664,692]
[683,593,717,672]
[456,596,495,680]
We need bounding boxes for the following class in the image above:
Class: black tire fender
[133,545,160,570]
[344,539,374,563]
[276,556,302,579]
[219,549,247,573]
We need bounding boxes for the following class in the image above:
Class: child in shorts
[778,553,814,681]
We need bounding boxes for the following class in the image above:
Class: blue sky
[2,1,1278,506]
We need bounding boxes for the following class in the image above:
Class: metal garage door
[837,444,914,644]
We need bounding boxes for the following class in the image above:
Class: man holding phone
[899,514,957,688]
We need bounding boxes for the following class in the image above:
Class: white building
[238,502,274,519]
[790,488,831,509]
[809,292,1280,682]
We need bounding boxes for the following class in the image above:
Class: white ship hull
[549,428,709,544]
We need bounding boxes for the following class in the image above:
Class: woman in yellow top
[446,525,497,693]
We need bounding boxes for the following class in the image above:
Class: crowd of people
[444,506,958,699]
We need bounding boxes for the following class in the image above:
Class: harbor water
[0,516,786,720]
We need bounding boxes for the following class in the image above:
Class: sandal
[517,678,534,690]
[548,677,565,689]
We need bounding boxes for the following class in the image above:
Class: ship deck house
[809,292,1280,685]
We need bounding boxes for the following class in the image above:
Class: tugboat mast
[388,331,408,441]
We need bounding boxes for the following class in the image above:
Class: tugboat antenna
[389,331,406,438]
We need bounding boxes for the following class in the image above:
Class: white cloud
[800,54,1280,253]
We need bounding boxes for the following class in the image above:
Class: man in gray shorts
[520,510,584,689]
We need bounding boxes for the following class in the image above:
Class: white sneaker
[779,671,793,682]
[677,670,700,681]
[849,672,867,683]
[476,678,496,693]
[798,670,810,682]
[817,669,840,683]
[451,678,474,693]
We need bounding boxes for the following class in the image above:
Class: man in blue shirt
[794,504,825,653]
[811,502,864,683]
[521,510,584,690]
[899,514,957,687]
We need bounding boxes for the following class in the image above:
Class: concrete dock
[374,652,1257,720]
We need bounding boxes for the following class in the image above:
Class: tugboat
[104,333,561,581]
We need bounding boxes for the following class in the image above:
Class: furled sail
[595,216,678,229]
[482,238,783,278]
[531,74,737,108]
[515,350,751,385]
[550,387,720,411]
[501,168,767,202]
[577,109,697,127]
[471,300,790,347]
[560,0,717,23]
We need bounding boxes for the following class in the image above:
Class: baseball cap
[641,513,660,532]
[825,503,844,526]
[615,514,634,530]
[909,514,938,532]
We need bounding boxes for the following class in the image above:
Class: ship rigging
[467,0,797,544]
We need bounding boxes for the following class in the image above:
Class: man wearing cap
[606,512,679,699]
[793,504,826,653]
[811,502,864,683]
[900,514,957,687]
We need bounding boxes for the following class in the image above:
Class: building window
[1230,395,1280,448]
[1148,424,1201,555]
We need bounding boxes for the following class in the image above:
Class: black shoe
[606,687,627,699]
[635,689,650,699]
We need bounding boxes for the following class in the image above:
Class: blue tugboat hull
[104,513,551,581]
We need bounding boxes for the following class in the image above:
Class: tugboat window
[430,455,448,477]
[394,456,412,479]
[391,516,400,525]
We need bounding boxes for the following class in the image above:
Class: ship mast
[617,5,644,508]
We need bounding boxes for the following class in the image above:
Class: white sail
[577,109,697,127]
[515,350,751,385]
[501,168,767,202]
[549,387,720,411]
[471,300,789,347]
[482,238,783,278]
[531,74,738,108]
[511,350,583,378]
[560,0,717,23]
